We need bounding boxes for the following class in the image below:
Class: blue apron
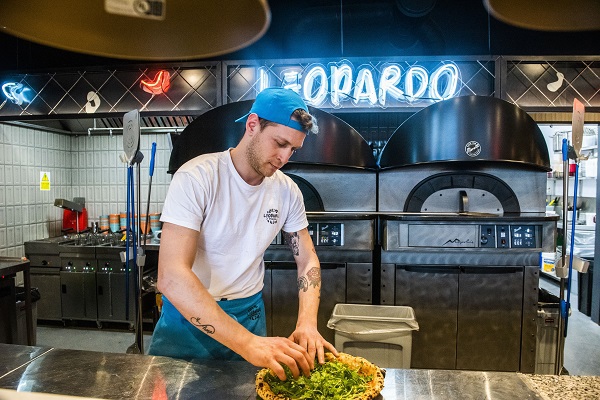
[148,291,266,361]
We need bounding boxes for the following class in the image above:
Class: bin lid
[327,304,419,333]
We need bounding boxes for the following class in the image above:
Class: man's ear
[246,113,260,136]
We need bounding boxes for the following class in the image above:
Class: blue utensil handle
[149,142,157,176]
[562,138,568,161]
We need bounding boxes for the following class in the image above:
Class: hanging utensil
[571,98,585,160]
[555,98,586,374]
[144,142,157,246]
[121,109,145,355]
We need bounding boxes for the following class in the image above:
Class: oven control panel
[318,223,343,246]
[391,221,548,250]
[480,224,538,248]
[276,222,344,246]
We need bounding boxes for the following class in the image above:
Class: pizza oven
[376,96,557,373]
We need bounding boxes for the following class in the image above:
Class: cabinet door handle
[460,266,523,274]
[402,265,460,274]
[61,284,67,294]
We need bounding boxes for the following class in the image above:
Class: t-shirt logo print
[263,208,279,224]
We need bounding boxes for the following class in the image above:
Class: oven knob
[42,260,48,266]
[480,235,488,245]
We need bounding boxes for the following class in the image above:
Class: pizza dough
[256,352,385,400]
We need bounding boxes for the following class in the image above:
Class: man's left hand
[288,324,339,369]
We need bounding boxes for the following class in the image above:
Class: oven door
[390,264,525,371]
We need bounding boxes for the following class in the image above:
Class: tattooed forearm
[297,267,321,293]
[190,317,215,335]
[283,231,300,256]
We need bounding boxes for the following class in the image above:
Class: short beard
[246,132,265,177]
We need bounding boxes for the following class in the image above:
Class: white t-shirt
[161,150,308,300]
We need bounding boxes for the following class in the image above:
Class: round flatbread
[255,352,385,400]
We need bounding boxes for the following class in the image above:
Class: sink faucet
[75,228,90,245]
[61,228,74,239]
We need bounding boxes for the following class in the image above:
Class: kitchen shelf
[547,177,596,181]
[540,270,560,282]
[556,223,596,231]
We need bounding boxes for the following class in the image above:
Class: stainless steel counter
[0,344,545,399]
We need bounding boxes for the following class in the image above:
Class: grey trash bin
[327,304,419,369]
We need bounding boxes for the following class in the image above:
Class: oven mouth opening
[404,171,520,214]
[285,173,325,212]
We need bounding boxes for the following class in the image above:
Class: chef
[148,87,338,380]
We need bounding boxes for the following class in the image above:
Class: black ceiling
[0,0,599,73]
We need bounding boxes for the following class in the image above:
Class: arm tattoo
[297,276,308,292]
[190,317,215,335]
[297,267,321,293]
[283,231,300,256]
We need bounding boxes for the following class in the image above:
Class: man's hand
[241,335,313,381]
[288,323,338,369]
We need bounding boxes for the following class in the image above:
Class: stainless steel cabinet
[392,264,526,371]
[25,240,159,327]
[30,267,62,321]
[394,265,459,370]
[456,266,524,371]
[97,270,135,324]
[60,256,98,322]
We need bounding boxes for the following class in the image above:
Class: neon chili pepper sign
[257,60,461,109]
[141,70,171,95]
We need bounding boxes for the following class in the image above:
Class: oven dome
[168,100,377,174]
[378,95,551,171]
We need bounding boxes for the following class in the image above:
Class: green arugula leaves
[264,359,373,399]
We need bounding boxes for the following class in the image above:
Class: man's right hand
[242,335,313,380]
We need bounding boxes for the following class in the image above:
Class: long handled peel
[555,98,586,374]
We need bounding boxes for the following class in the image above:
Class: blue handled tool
[143,142,157,246]
[149,142,157,177]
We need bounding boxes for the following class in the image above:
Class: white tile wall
[0,123,172,257]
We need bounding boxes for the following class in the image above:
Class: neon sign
[258,60,461,108]
[2,82,31,105]
[141,70,171,95]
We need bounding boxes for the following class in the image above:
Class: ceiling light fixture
[483,0,600,31]
[0,0,271,60]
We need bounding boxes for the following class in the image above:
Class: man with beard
[148,88,337,380]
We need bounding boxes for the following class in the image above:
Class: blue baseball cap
[235,88,309,134]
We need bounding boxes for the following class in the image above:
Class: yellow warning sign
[40,171,51,191]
